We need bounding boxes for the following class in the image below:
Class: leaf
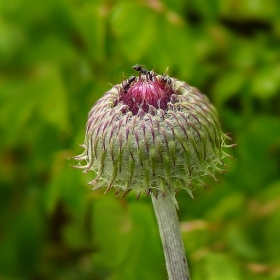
[74,2,106,63]
[92,195,132,269]
[213,71,246,105]
[206,193,246,222]
[264,208,280,261]
[37,64,70,131]
[204,253,241,280]
[0,78,37,146]
[110,3,157,61]
[45,161,87,215]
[226,225,260,260]
[251,66,280,99]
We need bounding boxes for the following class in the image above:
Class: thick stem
[152,195,190,280]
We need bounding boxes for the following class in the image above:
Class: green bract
[74,70,230,205]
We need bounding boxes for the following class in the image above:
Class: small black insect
[123,75,136,92]
[133,65,153,80]
[161,74,172,85]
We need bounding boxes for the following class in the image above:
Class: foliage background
[1,0,280,279]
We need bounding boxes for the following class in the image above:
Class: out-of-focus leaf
[0,79,37,146]
[45,161,87,215]
[226,225,260,260]
[161,0,187,16]
[206,193,246,221]
[147,17,195,79]
[110,201,165,280]
[220,0,278,20]
[190,0,220,20]
[91,195,132,269]
[110,3,157,61]
[204,253,241,280]
[37,65,70,131]
[236,116,280,192]
[258,181,280,202]
[0,189,44,276]
[24,37,77,66]
[0,65,69,147]
[230,43,257,70]
[251,66,280,99]
[74,2,106,63]
[264,207,280,261]
[213,70,246,105]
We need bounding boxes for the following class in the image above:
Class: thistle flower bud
[74,66,231,205]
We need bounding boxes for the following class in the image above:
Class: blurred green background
[1,0,280,279]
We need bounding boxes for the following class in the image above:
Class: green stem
[152,195,190,280]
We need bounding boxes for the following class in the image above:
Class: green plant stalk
[152,195,190,280]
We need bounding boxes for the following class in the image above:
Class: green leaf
[226,225,260,260]
[204,253,241,280]
[213,71,246,105]
[38,65,70,131]
[110,3,157,61]
[74,2,106,63]
[251,66,280,99]
[92,195,132,269]
[206,193,246,222]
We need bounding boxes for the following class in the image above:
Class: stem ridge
[152,195,190,280]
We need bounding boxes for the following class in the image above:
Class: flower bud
[74,66,231,205]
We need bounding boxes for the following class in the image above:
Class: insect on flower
[74,66,232,206]
[133,64,154,80]
[122,75,136,93]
